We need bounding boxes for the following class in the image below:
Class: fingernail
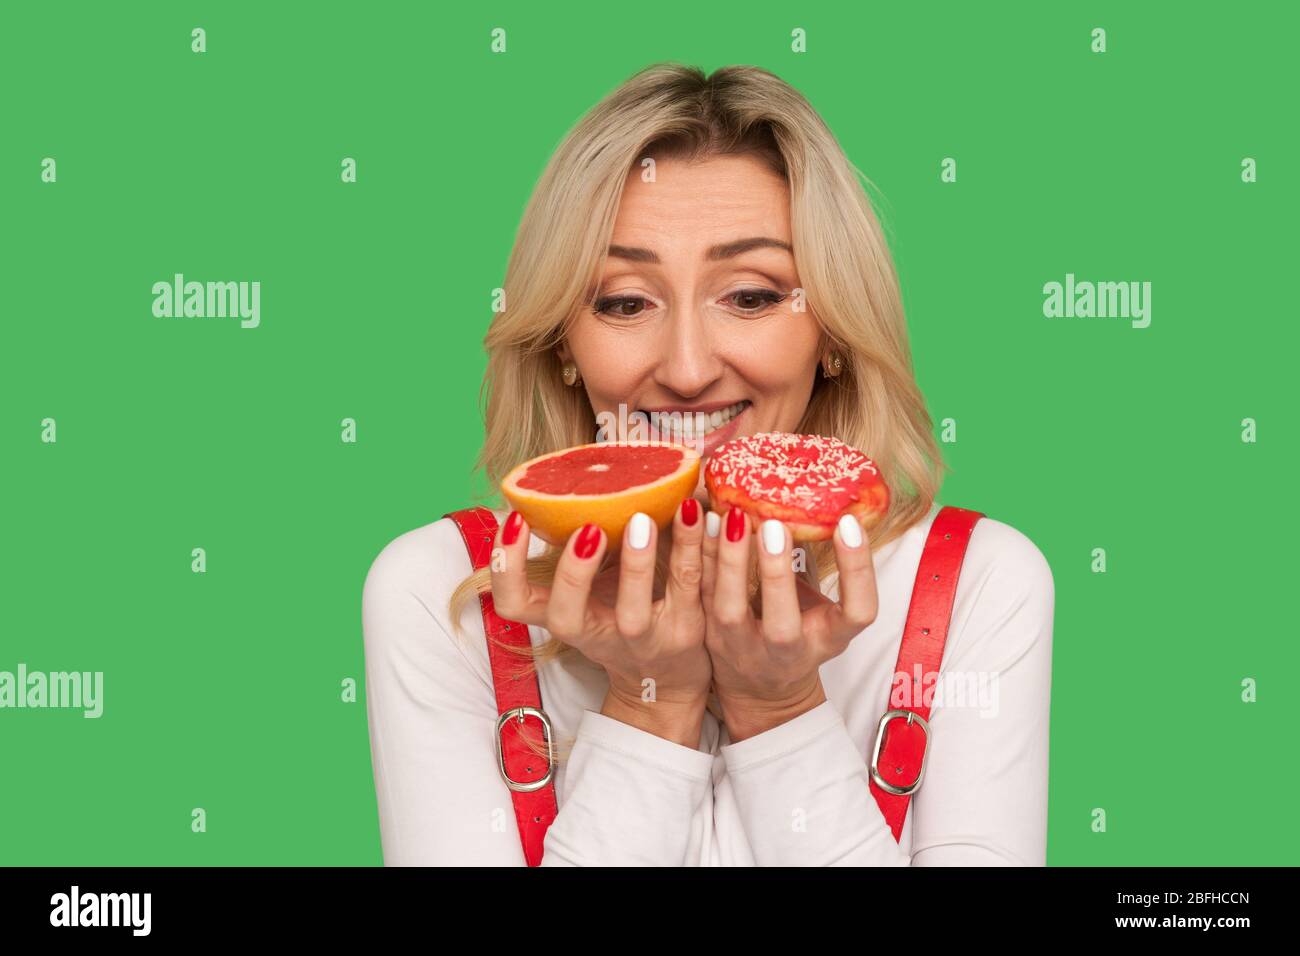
[837,513,863,548]
[627,512,651,550]
[574,523,601,559]
[761,519,786,555]
[725,508,746,543]
[502,511,523,546]
[680,497,699,526]
[705,511,720,538]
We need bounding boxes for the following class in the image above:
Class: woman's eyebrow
[607,236,793,264]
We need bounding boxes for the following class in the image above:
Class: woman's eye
[727,288,788,313]
[592,289,787,318]
[592,296,649,318]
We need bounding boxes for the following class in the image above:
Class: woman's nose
[652,309,725,398]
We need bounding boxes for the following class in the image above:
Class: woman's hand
[489,499,712,748]
[701,508,880,743]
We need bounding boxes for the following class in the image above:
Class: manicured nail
[761,519,786,556]
[627,512,652,550]
[574,523,601,559]
[502,510,524,546]
[680,497,699,526]
[837,513,863,548]
[725,508,746,542]
[705,511,720,538]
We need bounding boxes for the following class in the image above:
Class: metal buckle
[494,706,555,792]
[869,708,930,796]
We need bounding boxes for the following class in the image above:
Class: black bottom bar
[0,866,1283,940]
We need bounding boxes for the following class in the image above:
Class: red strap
[444,507,558,867]
[869,505,984,842]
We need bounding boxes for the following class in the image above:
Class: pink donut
[705,432,890,541]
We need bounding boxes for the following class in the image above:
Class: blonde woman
[362,63,1054,866]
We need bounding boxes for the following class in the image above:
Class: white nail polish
[837,513,863,548]
[627,512,652,549]
[761,519,786,555]
[705,510,720,538]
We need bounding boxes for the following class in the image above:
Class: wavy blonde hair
[448,62,948,759]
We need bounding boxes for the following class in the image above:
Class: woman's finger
[664,497,705,624]
[615,512,657,637]
[489,510,548,625]
[824,513,879,649]
[756,520,804,653]
[546,522,607,642]
[700,507,722,605]
[712,507,756,633]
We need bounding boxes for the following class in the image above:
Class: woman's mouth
[639,400,752,456]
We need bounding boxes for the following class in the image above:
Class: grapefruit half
[501,441,702,550]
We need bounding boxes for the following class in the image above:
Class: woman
[362,63,1054,866]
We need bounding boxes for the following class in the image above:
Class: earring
[561,361,582,387]
[822,352,844,378]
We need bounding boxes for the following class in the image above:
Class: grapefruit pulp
[501,441,701,550]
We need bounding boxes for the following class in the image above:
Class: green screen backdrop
[1,1,1294,865]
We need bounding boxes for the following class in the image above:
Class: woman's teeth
[643,400,749,441]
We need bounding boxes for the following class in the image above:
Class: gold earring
[822,352,844,378]
[561,361,582,387]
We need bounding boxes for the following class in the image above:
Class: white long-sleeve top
[361,501,1054,866]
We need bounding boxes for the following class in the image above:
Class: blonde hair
[447,62,948,760]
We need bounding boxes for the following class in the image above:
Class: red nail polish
[680,498,699,526]
[574,523,601,559]
[726,508,746,542]
[502,511,523,546]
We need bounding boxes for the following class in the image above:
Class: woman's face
[559,153,825,495]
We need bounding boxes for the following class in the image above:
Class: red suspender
[444,507,558,867]
[445,503,983,861]
[868,505,984,842]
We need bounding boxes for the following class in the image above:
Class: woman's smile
[639,399,751,455]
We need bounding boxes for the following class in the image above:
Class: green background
[1,1,1294,865]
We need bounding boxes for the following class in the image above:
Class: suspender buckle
[869,708,931,796]
[495,706,556,793]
